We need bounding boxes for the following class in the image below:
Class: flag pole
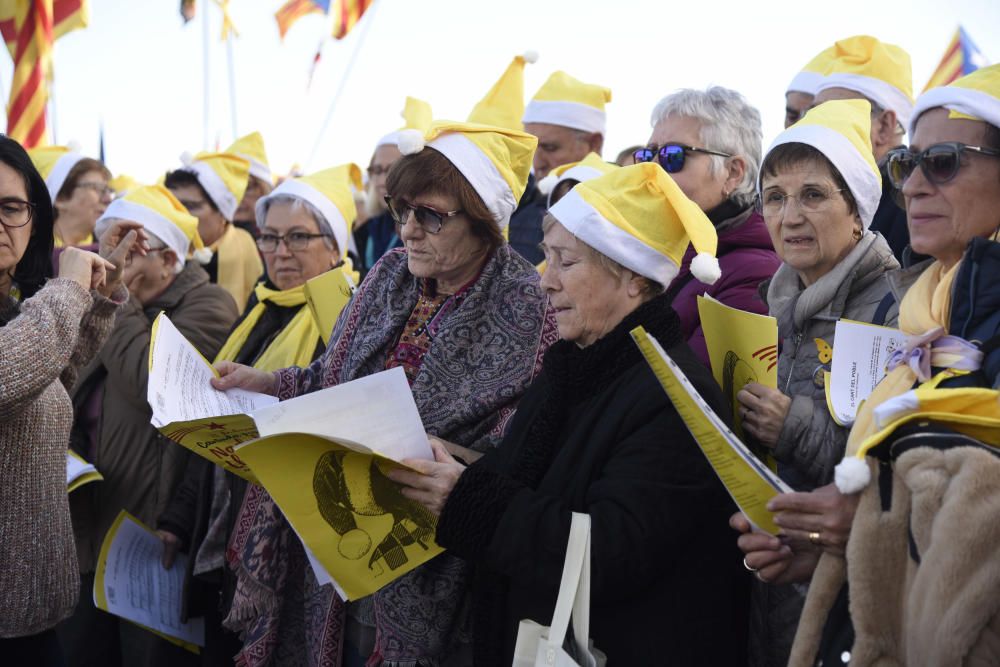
[226,34,238,140]
[306,0,382,168]
[202,3,212,150]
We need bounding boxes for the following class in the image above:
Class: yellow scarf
[214,281,319,371]
[211,225,264,312]
[844,261,960,457]
[54,232,94,248]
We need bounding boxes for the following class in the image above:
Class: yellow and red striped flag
[923,26,989,93]
[274,0,328,40]
[0,0,87,148]
[331,0,372,40]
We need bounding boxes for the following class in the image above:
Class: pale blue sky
[6,0,998,183]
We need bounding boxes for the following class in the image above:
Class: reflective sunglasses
[384,196,462,235]
[633,143,732,174]
[886,142,1000,189]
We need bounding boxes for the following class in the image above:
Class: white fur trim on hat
[242,156,272,184]
[179,161,239,221]
[255,179,349,257]
[96,199,190,267]
[396,129,426,156]
[376,130,402,149]
[816,73,914,131]
[550,188,679,287]
[523,99,606,135]
[428,132,517,229]
[834,456,871,494]
[787,71,825,96]
[764,124,882,229]
[45,152,85,204]
[909,85,1000,137]
[544,164,602,207]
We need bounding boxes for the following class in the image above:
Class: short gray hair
[257,194,338,251]
[650,86,762,208]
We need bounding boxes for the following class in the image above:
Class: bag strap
[547,513,591,653]
[871,291,896,327]
[570,518,593,663]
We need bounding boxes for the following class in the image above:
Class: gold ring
[808,531,821,545]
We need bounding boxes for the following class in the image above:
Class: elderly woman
[729,99,899,667]
[60,185,238,667]
[156,166,359,663]
[27,146,113,252]
[738,65,1000,667]
[637,86,781,366]
[212,121,555,666]
[0,135,139,664]
[394,163,750,666]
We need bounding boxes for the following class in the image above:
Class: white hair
[257,194,338,251]
[650,86,762,208]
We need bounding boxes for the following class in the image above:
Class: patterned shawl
[225,246,558,667]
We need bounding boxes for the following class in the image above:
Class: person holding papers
[212,121,556,666]
[156,165,359,664]
[60,185,237,667]
[0,135,141,665]
[393,163,749,666]
[739,65,1000,666]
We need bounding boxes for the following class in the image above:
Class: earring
[852,227,863,241]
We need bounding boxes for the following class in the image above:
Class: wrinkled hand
[737,382,792,447]
[388,437,466,516]
[58,247,115,292]
[768,483,859,556]
[156,529,182,570]
[98,220,149,297]
[211,361,278,395]
[730,511,820,584]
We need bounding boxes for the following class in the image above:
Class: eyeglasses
[633,143,733,174]
[757,187,844,218]
[256,231,330,252]
[368,164,393,177]
[124,246,164,267]
[384,196,462,235]
[0,198,34,229]
[886,142,1000,189]
[76,182,114,198]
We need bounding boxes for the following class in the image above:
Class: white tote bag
[511,513,606,667]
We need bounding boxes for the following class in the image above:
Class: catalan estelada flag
[923,26,990,93]
[331,0,373,40]
[0,0,88,148]
[274,0,330,39]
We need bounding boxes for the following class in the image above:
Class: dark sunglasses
[633,143,732,174]
[384,195,462,235]
[886,142,1000,189]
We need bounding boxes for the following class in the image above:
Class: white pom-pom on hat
[192,247,213,264]
[66,139,82,153]
[537,173,559,196]
[691,252,721,285]
[180,151,195,166]
[396,129,425,156]
[834,456,871,494]
[522,50,539,64]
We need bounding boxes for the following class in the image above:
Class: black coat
[507,174,546,265]
[437,294,750,666]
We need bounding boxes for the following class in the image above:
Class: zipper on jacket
[783,331,804,394]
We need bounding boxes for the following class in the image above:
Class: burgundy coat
[669,209,780,367]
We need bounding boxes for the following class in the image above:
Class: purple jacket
[669,209,780,367]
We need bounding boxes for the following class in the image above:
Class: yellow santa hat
[376,97,434,148]
[537,152,619,207]
[909,63,1000,135]
[396,120,537,229]
[256,164,358,254]
[522,71,612,135]
[787,46,837,96]
[548,162,721,287]
[467,51,538,131]
[27,144,86,203]
[763,99,882,229]
[816,35,915,129]
[109,173,140,196]
[226,131,272,184]
[95,184,207,267]
[177,150,251,222]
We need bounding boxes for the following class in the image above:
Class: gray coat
[766,231,900,491]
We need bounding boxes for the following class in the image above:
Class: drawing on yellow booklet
[304,265,355,345]
[631,326,791,535]
[94,511,204,652]
[67,450,103,493]
[697,295,778,440]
